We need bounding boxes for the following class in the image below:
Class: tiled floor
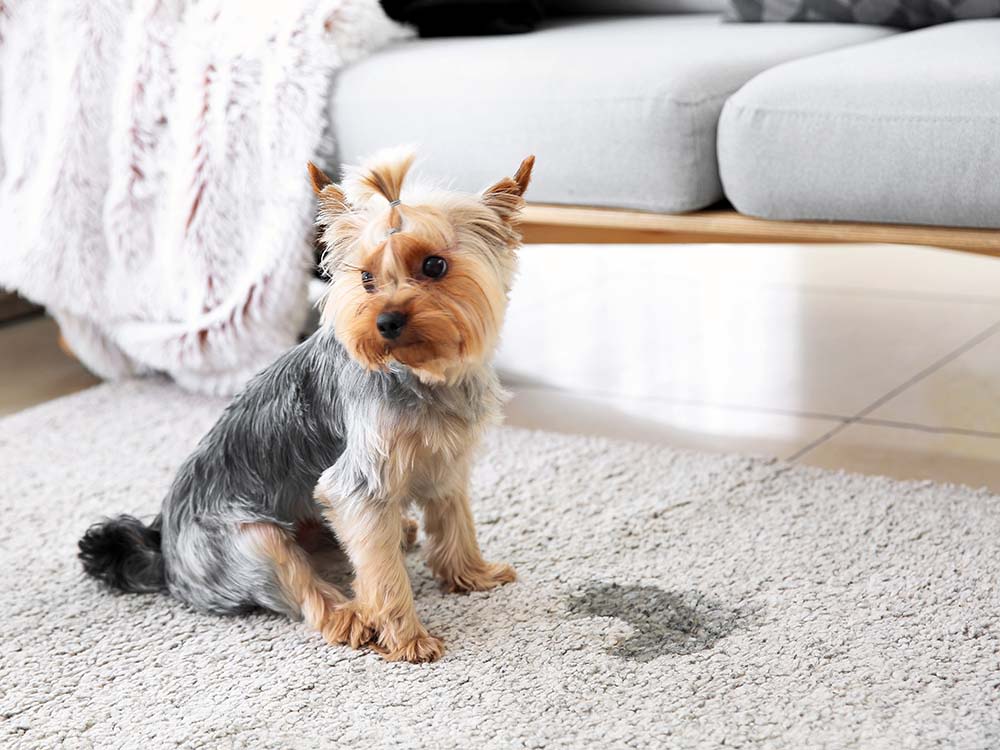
[2,242,999,490]
[496,242,1000,491]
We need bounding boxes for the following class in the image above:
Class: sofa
[330,7,1000,255]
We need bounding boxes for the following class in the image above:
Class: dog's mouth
[372,313,466,374]
[385,335,463,373]
[384,338,432,364]
[382,332,417,353]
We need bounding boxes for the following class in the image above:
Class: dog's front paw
[443,562,516,594]
[383,633,446,663]
[401,516,419,551]
[322,604,374,649]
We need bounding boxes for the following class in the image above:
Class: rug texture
[1,381,998,749]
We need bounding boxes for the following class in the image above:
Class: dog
[79,148,534,662]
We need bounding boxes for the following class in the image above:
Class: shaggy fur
[0,0,407,395]
[79,149,535,662]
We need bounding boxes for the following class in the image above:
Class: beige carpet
[1,381,998,748]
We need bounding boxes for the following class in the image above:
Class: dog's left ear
[482,155,535,223]
[308,162,349,225]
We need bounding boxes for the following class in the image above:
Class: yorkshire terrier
[79,148,534,662]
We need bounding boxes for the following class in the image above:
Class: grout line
[505,317,1000,463]
[507,381,1000,441]
[849,319,1000,422]
[505,381,865,460]
[505,383,851,423]
[790,318,1000,462]
[786,422,851,462]
[856,417,1000,440]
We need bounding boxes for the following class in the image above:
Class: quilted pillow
[726,0,1000,28]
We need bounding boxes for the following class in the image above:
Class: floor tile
[505,386,842,460]
[0,316,100,417]
[500,244,1000,417]
[865,329,1000,434]
[798,422,1000,492]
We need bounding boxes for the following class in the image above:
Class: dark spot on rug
[566,582,760,662]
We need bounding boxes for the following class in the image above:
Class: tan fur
[318,492,444,662]
[306,149,533,662]
[312,397,506,661]
[402,515,419,550]
[316,152,531,385]
[242,522,348,633]
[307,161,333,194]
[344,147,416,208]
[308,162,350,230]
[481,155,535,225]
[419,460,517,594]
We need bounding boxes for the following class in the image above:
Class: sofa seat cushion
[332,15,896,213]
[718,20,1000,229]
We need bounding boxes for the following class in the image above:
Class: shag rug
[1,381,998,749]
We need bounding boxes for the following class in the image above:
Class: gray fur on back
[160,327,504,616]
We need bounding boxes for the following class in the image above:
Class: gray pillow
[726,0,1000,28]
[548,0,727,13]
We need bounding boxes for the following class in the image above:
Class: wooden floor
[0,315,100,418]
[3,240,1000,491]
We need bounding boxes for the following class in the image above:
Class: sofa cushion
[718,20,1000,229]
[726,0,1000,29]
[332,16,896,213]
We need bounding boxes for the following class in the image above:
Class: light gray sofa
[718,20,999,229]
[331,10,1000,241]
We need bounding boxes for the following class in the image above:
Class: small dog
[79,148,534,662]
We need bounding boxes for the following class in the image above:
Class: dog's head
[310,148,533,384]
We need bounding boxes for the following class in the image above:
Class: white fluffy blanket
[0,0,405,394]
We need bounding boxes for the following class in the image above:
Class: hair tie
[387,227,401,235]
[388,199,402,207]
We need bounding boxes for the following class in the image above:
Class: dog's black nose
[376,311,407,340]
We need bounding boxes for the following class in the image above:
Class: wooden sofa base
[521,205,1000,257]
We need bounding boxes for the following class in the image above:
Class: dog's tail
[78,514,167,594]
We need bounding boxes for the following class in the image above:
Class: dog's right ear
[308,162,349,224]
[482,155,534,225]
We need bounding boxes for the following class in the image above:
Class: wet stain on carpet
[567,582,760,662]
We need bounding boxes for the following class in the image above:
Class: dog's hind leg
[239,522,357,640]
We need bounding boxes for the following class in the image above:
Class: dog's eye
[361,271,376,293]
[422,256,448,280]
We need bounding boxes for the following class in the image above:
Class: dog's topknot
[343,146,416,210]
